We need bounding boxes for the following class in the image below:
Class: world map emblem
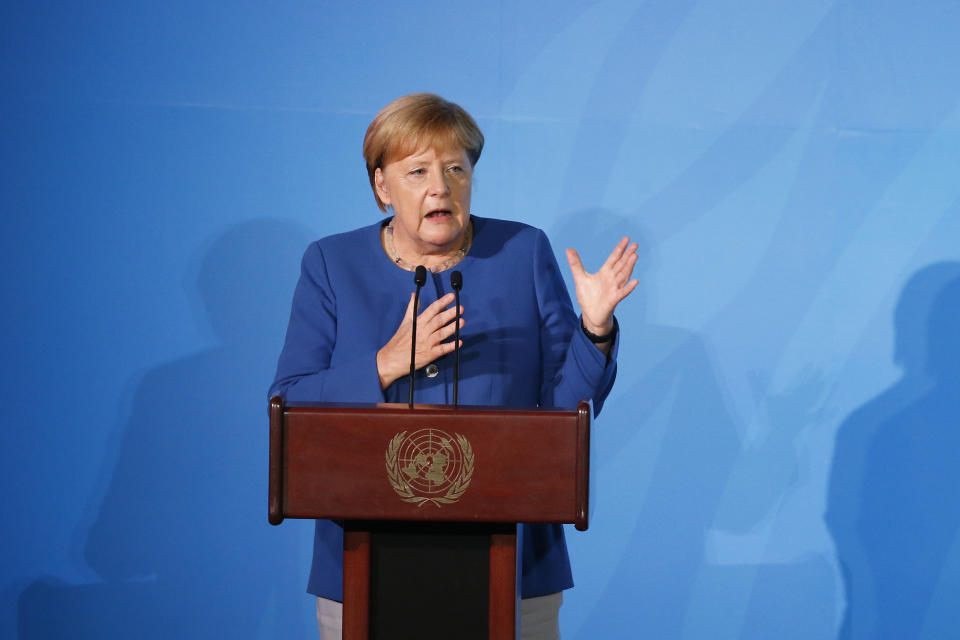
[385,428,475,507]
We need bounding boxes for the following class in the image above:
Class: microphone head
[450,270,463,291]
[414,265,427,287]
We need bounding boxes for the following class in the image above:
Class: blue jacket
[270,215,618,600]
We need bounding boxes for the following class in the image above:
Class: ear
[374,167,392,207]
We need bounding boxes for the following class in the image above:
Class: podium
[268,397,590,639]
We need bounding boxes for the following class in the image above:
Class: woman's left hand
[566,237,639,337]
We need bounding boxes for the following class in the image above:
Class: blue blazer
[270,215,618,600]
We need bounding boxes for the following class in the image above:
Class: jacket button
[425,363,439,378]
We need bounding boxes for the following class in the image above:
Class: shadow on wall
[827,262,960,639]
[553,209,840,638]
[18,219,315,639]
[550,210,742,637]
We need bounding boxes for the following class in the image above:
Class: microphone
[414,265,428,288]
[450,270,462,407]
[409,266,427,407]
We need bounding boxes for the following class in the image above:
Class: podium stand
[268,397,590,640]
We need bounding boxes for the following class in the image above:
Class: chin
[423,232,458,247]
[422,226,463,245]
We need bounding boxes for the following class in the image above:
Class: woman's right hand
[376,292,464,389]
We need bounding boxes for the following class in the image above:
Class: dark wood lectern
[269,398,590,640]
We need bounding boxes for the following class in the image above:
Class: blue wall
[3,1,960,637]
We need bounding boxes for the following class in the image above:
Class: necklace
[383,218,473,273]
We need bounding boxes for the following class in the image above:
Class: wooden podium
[268,397,590,640]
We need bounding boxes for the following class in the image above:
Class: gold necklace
[383,219,473,273]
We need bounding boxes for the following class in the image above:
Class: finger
[424,305,464,333]
[610,243,638,274]
[403,292,417,322]
[566,248,586,277]
[431,339,462,359]
[417,334,462,367]
[601,237,630,271]
[613,242,638,269]
[419,292,457,320]
[423,314,465,346]
[427,292,457,314]
[434,316,465,342]
[615,278,639,302]
[613,249,639,284]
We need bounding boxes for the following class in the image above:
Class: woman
[270,93,638,639]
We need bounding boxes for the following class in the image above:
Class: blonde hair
[363,94,484,211]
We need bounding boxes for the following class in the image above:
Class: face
[374,146,472,257]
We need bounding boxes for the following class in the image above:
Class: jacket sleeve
[268,242,385,403]
[533,229,619,416]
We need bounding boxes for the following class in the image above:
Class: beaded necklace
[383,218,473,273]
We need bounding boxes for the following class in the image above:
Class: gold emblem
[386,428,475,507]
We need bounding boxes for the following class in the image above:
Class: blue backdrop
[4,1,960,638]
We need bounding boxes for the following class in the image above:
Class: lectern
[268,397,590,640]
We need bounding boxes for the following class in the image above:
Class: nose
[427,168,450,196]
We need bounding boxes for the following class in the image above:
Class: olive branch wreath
[385,431,475,507]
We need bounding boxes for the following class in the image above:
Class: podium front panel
[275,402,588,526]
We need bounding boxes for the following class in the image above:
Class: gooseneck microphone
[450,270,463,407]
[409,265,427,408]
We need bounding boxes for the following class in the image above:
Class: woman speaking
[270,93,638,639]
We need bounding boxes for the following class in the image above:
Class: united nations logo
[385,428,475,507]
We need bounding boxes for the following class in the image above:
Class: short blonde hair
[363,93,484,211]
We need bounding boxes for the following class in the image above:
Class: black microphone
[409,265,427,407]
[414,265,428,288]
[450,270,462,407]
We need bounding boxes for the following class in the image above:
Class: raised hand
[377,292,463,389]
[566,237,639,339]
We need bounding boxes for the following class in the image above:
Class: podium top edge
[275,400,588,417]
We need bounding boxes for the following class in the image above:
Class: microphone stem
[453,289,460,407]
[409,287,421,408]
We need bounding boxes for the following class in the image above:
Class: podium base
[344,521,519,640]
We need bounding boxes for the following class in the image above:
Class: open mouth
[425,209,453,219]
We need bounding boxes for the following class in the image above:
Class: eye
[409,168,425,176]
[447,164,464,174]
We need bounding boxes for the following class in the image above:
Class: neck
[384,220,472,273]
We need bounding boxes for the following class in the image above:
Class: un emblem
[385,428,475,507]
